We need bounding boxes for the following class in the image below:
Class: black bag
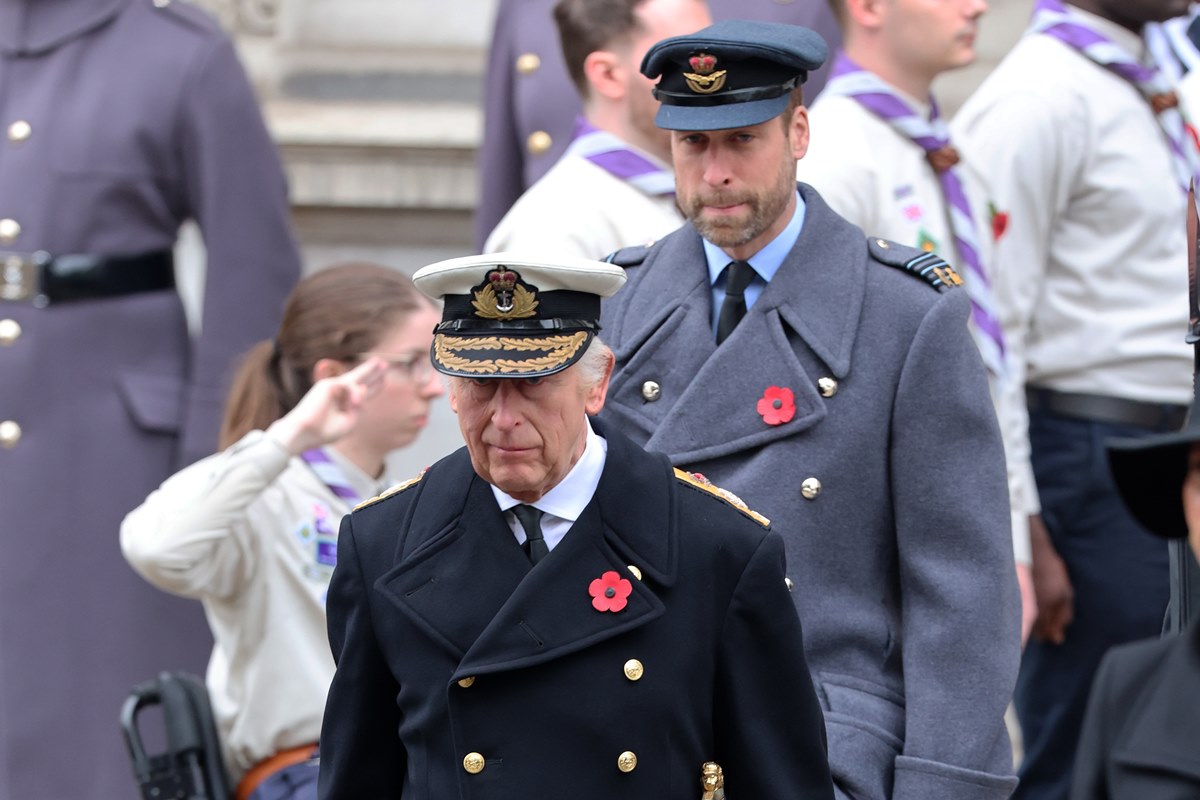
[121,671,233,800]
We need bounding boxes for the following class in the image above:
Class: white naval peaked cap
[412,253,627,378]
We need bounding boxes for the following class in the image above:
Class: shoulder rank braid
[673,468,770,528]
[867,237,963,293]
[355,469,427,512]
[604,243,652,269]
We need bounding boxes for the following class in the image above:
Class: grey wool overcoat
[599,184,1022,800]
[0,1,300,797]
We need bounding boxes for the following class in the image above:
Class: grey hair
[576,335,613,389]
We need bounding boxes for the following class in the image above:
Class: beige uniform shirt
[799,91,1036,563]
[484,150,683,260]
[121,431,394,781]
[954,13,1192,514]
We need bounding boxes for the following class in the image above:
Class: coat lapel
[1113,624,1200,780]
[377,425,678,677]
[606,185,867,464]
[376,459,533,662]
[454,426,675,678]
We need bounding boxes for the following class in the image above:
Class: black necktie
[716,260,755,345]
[512,504,548,564]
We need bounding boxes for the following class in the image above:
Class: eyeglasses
[359,352,437,383]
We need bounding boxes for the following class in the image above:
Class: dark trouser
[1012,410,1171,800]
[247,759,319,800]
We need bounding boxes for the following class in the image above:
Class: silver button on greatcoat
[7,120,31,143]
[0,219,20,245]
[0,420,21,449]
[800,477,821,500]
[0,319,21,345]
[641,380,661,402]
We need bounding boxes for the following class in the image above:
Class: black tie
[512,504,548,564]
[716,260,755,345]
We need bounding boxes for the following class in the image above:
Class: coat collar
[375,422,675,675]
[1111,620,1200,779]
[0,0,130,56]
[605,184,867,463]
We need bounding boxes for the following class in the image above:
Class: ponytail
[218,340,288,449]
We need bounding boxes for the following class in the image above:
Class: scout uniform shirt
[484,131,683,260]
[122,430,394,783]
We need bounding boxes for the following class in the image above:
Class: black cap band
[653,76,799,107]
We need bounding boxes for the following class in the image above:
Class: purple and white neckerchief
[822,52,1006,377]
[565,116,675,198]
[300,448,361,506]
[1031,0,1200,194]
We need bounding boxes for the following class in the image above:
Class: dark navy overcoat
[318,422,834,800]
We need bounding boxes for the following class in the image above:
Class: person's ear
[789,104,810,160]
[311,358,347,384]
[846,0,885,30]
[583,50,627,101]
[584,352,615,415]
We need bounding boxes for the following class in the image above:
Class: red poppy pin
[756,386,795,426]
[988,201,1009,242]
[589,570,633,613]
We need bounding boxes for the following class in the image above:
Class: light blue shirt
[704,190,806,337]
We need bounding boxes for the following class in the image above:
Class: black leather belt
[1026,386,1189,430]
[0,249,174,307]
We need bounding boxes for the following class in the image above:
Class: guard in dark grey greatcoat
[599,21,1020,800]
[317,254,834,800]
[0,1,300,797]
[473,0,843,249]
[1069,371,1200,799]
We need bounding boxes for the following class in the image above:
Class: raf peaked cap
[641,19,828,131]
[412,253,626,378]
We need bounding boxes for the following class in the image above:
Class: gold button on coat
[457,676,476,688]
[527,130,552,155]
[617,751,638,772]
[818,377,838,398]
[463,752,485,774]
[0,219,20,244]
[641,380,661,401]
[0,420,21,449]
[7,120,31,143]
[0,319,21,346]
[623,659,644,681]
[627,564,643,581]
[515,53,541,74]
[800,477,821,500]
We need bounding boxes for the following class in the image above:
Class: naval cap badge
[684,52,727,95]
[471,266,539,319]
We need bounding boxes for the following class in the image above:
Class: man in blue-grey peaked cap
[600,17,1021,800]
